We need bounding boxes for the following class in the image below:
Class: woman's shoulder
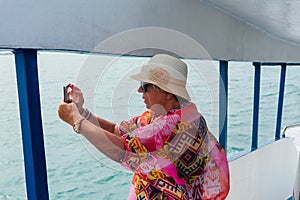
[168,102,202,123]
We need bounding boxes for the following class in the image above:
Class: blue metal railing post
[14,49,49,200]
[275,63,287,140]
[219,60,228,152]
[251,62,261,150]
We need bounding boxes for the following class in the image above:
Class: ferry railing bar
[219,60,228,152]
[14,49,49,200]
[261,62,290,140]
[251,62,261,150]
[275,63,286,140]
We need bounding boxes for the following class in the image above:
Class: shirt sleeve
[120,113,180,171]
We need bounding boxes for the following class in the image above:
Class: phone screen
[63,86,72,103]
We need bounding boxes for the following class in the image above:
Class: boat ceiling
[0,0,299,62]
[204,0,300,47]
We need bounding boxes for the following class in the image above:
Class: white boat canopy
[0,0,300,62]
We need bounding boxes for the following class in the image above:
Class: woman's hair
[175,95,189,104]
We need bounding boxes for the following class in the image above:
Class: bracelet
[81,108,92,120]
[85,108,92,120]
[73,117,85,134]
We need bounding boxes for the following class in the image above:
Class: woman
[58,54,230,200]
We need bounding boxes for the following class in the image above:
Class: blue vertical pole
[275,63,286,140]
[251,62,261,150]
[219,60,228,151]
[14,49,49,200]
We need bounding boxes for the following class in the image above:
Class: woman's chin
[144,101,150,109]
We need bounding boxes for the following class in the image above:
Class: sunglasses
[140,82,152,93]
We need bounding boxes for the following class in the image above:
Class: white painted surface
[0,0,300,61]
[294,157,300,200]
[204,0,300,46]
[227,138,298,200]
[284,124,300,152]
[284,125,300,200]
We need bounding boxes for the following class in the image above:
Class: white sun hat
[131,54,191,101]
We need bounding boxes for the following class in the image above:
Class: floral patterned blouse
[119,103,230,200]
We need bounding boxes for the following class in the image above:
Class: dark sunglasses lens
[142,84,148,93]
[141,82,150,93]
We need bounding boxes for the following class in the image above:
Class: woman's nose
[138,86,143,93]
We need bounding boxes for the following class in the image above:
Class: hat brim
[131,73,191,101]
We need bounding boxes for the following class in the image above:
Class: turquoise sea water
[0,51,299,199]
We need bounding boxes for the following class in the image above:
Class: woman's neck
[150,99,181,115]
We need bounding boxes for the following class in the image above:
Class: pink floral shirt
[119,103,230,200]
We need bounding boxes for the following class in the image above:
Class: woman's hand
[67,84,85,113]
[58,99,81,126]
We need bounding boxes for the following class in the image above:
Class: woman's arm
[58,100,125,163]
[79,118,125,162]
[67,84,119,136]
[84,112,119,136]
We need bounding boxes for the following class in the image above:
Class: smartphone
[63,86,72,103]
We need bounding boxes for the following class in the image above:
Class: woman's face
[138,83,168,112]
